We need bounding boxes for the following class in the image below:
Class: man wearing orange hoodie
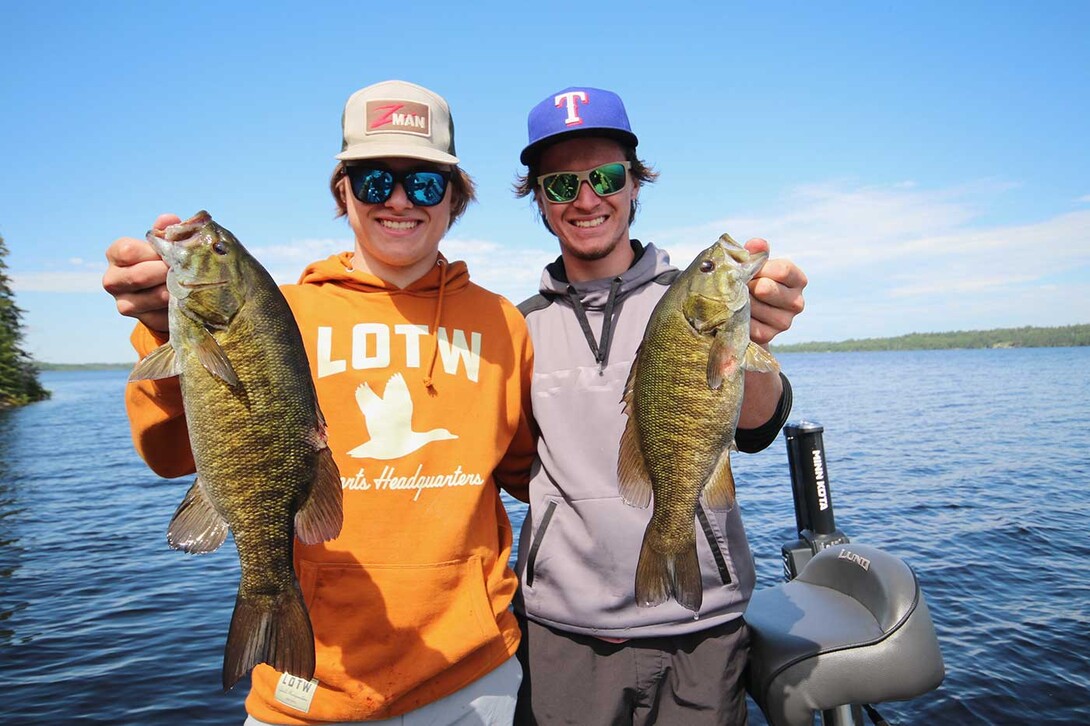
[102,80,535,725]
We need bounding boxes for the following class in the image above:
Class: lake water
[2,349,1088,724]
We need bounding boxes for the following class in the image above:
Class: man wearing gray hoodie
[512,87,808,725]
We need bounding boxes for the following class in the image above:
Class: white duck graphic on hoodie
[347,373,458,460]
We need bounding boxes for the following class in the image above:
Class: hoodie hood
[298,251,471,296]
[537,240,673,309]
[530,240,676,373]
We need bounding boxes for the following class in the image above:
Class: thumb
[744,237,770,255]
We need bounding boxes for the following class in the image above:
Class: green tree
[0,232,49,407]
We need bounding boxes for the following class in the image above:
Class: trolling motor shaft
[781,421,850,581]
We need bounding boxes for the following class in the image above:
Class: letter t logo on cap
[554,91,589,126]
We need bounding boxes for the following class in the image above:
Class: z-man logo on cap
[554,91,588,126]
[366,100,431,137]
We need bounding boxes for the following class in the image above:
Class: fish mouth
[146,211,216,262]
[159,211,214,242]
[178,279,229,290]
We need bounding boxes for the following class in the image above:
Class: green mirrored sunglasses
[537,161,631,204]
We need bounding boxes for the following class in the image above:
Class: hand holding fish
[102,213,181,334]
[742,237,808,346]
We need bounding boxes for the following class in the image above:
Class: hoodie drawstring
[567,277,622,375]
[422,258,448,391]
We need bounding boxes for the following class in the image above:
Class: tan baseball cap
[336,80,459,164]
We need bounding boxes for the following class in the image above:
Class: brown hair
[330,162,477,228]
[512,142,658,232]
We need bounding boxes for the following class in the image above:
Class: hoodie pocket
[697,502,738,587]
[518,495,749,629]
[298,556,505,717]
[524,499,558,587]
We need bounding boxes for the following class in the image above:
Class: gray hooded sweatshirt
[515,241,791,638]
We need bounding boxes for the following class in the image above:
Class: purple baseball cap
[520,86,639,165]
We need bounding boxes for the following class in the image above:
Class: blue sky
[2,1,1087,364]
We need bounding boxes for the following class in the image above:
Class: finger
[749,298,798,345]
[153,213,182,231]
[112,283,170,333]
[103,257,169,296]
[753,258,808,290]
[749,318,780,347]
[105,236,162,267]
[750,275,806,316]
[113,284,170,317]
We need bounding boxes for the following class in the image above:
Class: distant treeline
[36,324,1090,368]
[37,362,134,371]
[774,324,1090,353]
[1,231,49,407]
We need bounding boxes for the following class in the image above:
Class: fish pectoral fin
[701,445,737,511]
[742,341,780,374]
[618,358,654,508]
[617,423,653,509]
[195,329,240,387]
[295,447,344,544]
[128,342,180,382]
[167,478,229,553]
[706,333,736,390]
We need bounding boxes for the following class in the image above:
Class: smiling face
[341,157,452,288]
[536,136,639,282]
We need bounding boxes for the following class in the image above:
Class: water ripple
[3,355,1089,723]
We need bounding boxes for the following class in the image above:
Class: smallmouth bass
[129,211,343,690]
[618,233,779,613]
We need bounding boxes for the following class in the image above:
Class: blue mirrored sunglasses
[346,166,452,207]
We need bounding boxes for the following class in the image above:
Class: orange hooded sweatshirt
[125,252,535,723]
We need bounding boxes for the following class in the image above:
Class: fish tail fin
[672,543,703,614]
[634,534,670,609]
[634,532,703,614]
[222,587,315,692]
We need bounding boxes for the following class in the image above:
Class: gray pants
[514,616,749,725]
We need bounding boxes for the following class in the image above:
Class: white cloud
[648,180,1090,343]
[440,237,556,303]
[14,180,1090,351]
[255,235,556,302]
[14,270,106,293]
[251,238,350,284]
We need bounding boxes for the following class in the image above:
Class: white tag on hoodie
[273,672,319,713]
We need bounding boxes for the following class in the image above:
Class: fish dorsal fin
[295,447,344,544]
[196,328,240,387]
[128,342,180,382]
[167,478,229,553]
[700,443,738,511]
[742,341,780,374]
[618,350,653,508]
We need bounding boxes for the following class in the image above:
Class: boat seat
[745,543,944,726]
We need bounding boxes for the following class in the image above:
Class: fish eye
[212,241,229,256]
[699,260,715,273]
